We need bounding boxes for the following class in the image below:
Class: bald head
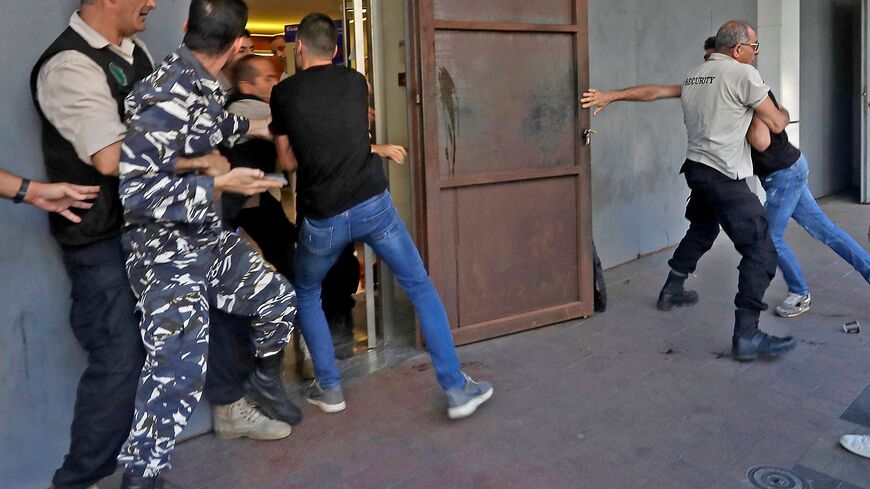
[232,55,279,102]
[715,20,754,53]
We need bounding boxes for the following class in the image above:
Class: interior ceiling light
[246,20,295,35]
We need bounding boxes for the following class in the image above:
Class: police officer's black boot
[731,309,796,361]
[120,472,163,489]
[656,270,699,311]
[243,350,303,425]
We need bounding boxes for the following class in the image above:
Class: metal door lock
[583,128,598,146]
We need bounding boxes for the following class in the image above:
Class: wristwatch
[12,178,30,204]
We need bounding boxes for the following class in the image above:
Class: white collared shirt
[36,12,154,164]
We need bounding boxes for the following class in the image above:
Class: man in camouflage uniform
[116,1,299,487]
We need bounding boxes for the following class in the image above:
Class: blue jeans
[294,191,465,391]
[761,154,870,295]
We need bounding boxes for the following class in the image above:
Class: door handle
[583,129,598,146]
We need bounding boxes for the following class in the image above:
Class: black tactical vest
[30,27,153,247]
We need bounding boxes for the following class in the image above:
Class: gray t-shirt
[681,53,770,180]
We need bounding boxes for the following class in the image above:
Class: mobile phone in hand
[264,173,288,186]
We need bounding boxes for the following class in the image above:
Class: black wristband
[12,178,30,204]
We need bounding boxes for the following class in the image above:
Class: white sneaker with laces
[840,434,870,458]
[774,293,811,318]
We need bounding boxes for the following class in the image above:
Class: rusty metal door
[407,0,594,345]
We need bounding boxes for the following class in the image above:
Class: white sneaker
[840,434,870,458]
[774,293,811,318]
[213,397,293,440]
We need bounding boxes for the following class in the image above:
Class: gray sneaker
[446,373,493,420]
[303,380,346,413]
[775,293,811,318]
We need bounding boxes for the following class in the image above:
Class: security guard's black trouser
[53,237,261,487]
[668,161,777,337]
[53,237,145,489]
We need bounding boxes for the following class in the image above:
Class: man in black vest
[31,2,230,488]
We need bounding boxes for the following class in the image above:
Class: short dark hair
[232,54,270,87]
[703,36,716,51]
[715,20,753,53]
[298,13,337,59]
[243,29,251,38]
[183,0,248,56]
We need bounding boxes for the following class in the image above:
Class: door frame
[861,0,870,203]
[405,0,594,345]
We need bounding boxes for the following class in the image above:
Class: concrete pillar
[757,0,801,145]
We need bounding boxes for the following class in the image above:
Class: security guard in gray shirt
[659,20,796,361]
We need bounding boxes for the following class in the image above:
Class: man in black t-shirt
[581,37,870,321]
[271,13,493,420]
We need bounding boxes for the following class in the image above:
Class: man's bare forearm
[753,96,790,134]
[747,115,772,152]
[275,135,297,172]
[175,156,211,173]
[0,169,24,199]
[91,142,122,176]
[582,85,682,116]
[608,84,682,102]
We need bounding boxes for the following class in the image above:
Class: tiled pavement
[105,192,870,489]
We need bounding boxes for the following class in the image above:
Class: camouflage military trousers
[117,225,295,477]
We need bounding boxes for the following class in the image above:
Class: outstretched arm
[90,141,229,177]
[581,85,682,116]
[1,168,99,223]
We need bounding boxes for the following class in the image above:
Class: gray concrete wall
[0,2,189,488]
[799,0,863,197]
[587,0,758,269]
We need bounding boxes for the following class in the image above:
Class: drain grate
[747,466,808,489]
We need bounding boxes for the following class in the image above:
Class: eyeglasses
[734,41,760,53]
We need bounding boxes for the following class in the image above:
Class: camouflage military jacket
[119,46,249,229]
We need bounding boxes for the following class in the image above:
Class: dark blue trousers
[52,237,144,489]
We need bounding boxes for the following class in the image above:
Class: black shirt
[270,64,387,219]
[221,93,280,226]
[751,91,801,177]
